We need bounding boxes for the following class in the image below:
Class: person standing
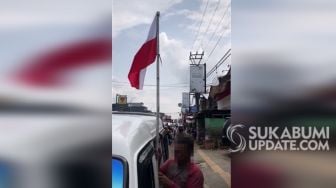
[159,135,204,188]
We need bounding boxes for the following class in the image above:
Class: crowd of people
[163,123,197,142]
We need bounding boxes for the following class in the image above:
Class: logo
[248,126,330,151]
[226,124,246,153]
[225,124,330,152]
[117,95,127,104]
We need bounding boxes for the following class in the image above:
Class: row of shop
[182,70,231,149]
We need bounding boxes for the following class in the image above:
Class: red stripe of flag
[14,38,111,86]
[128,14,158,90]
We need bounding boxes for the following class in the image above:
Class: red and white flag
[128,14,158,89]
[14,38,111,87]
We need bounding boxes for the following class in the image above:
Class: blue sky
[112,0,231,117]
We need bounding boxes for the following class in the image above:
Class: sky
[0,0,231,115]
[232,0,336,109]
[112,0,231,118]
[2,0,334,116]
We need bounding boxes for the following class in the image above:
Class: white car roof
[0,113,110,163]
[112,112,163,188]
[112,112,162,159]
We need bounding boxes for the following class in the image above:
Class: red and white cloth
[14,38,111,87]
[128,14,158,89]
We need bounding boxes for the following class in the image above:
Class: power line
[191,0,210,51]
[197,0,221,50]
[203,2,231,52]
[206,49,231,78]
[204,20,231,63]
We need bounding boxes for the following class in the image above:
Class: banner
[190,64,206,93]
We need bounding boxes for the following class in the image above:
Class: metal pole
[196,93,200,112]
[155,11,160,170]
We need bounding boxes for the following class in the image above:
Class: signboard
[190,105,198,113]
[205,118,226,138]
[181,107,189,113]
[117,95,127,104]
[182,92,189,108]
[190,64,206,93]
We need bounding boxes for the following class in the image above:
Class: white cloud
[0,0,111,28]
[160,32,189,82]
[112,0,183,37]
[162,9,192,20]
[186,0,231,52]
[112,0,232,117]
[112,32,189,117]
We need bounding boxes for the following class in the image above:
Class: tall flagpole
[155,11,160,171]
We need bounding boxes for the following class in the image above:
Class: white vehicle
[112,112,168,188]
[0,110,110,188]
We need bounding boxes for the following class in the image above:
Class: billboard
[190,64,206,93]
[182,92,189,108]
[190,105,198,113]
[181,108,189,113]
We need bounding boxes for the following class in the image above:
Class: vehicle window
[137,142,155,188]
[112,158,126,188]
[54,143,112,188]
[0,164,10,188]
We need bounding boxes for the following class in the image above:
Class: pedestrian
[192,128,197,140]
[159,135,204,188]
[178,126,184,134]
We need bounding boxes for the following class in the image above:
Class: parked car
[0,111,111,188]
[112,112,168,188]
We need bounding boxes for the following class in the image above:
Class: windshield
[112,157,126,188]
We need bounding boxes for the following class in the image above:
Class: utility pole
[189,51,204,65]
[189,51,205,113]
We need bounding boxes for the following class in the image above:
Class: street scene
[112,0,231,187]
[112,103,231,188]
[1,0,336,188]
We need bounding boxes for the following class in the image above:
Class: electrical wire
[203,2,231,52]
[206,51,231,78]
[191,0,210,51]
[204,20,231,63]
[197,0,221,50]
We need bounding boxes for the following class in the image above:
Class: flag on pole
[14,38,111,87]
[128,15,158,89]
